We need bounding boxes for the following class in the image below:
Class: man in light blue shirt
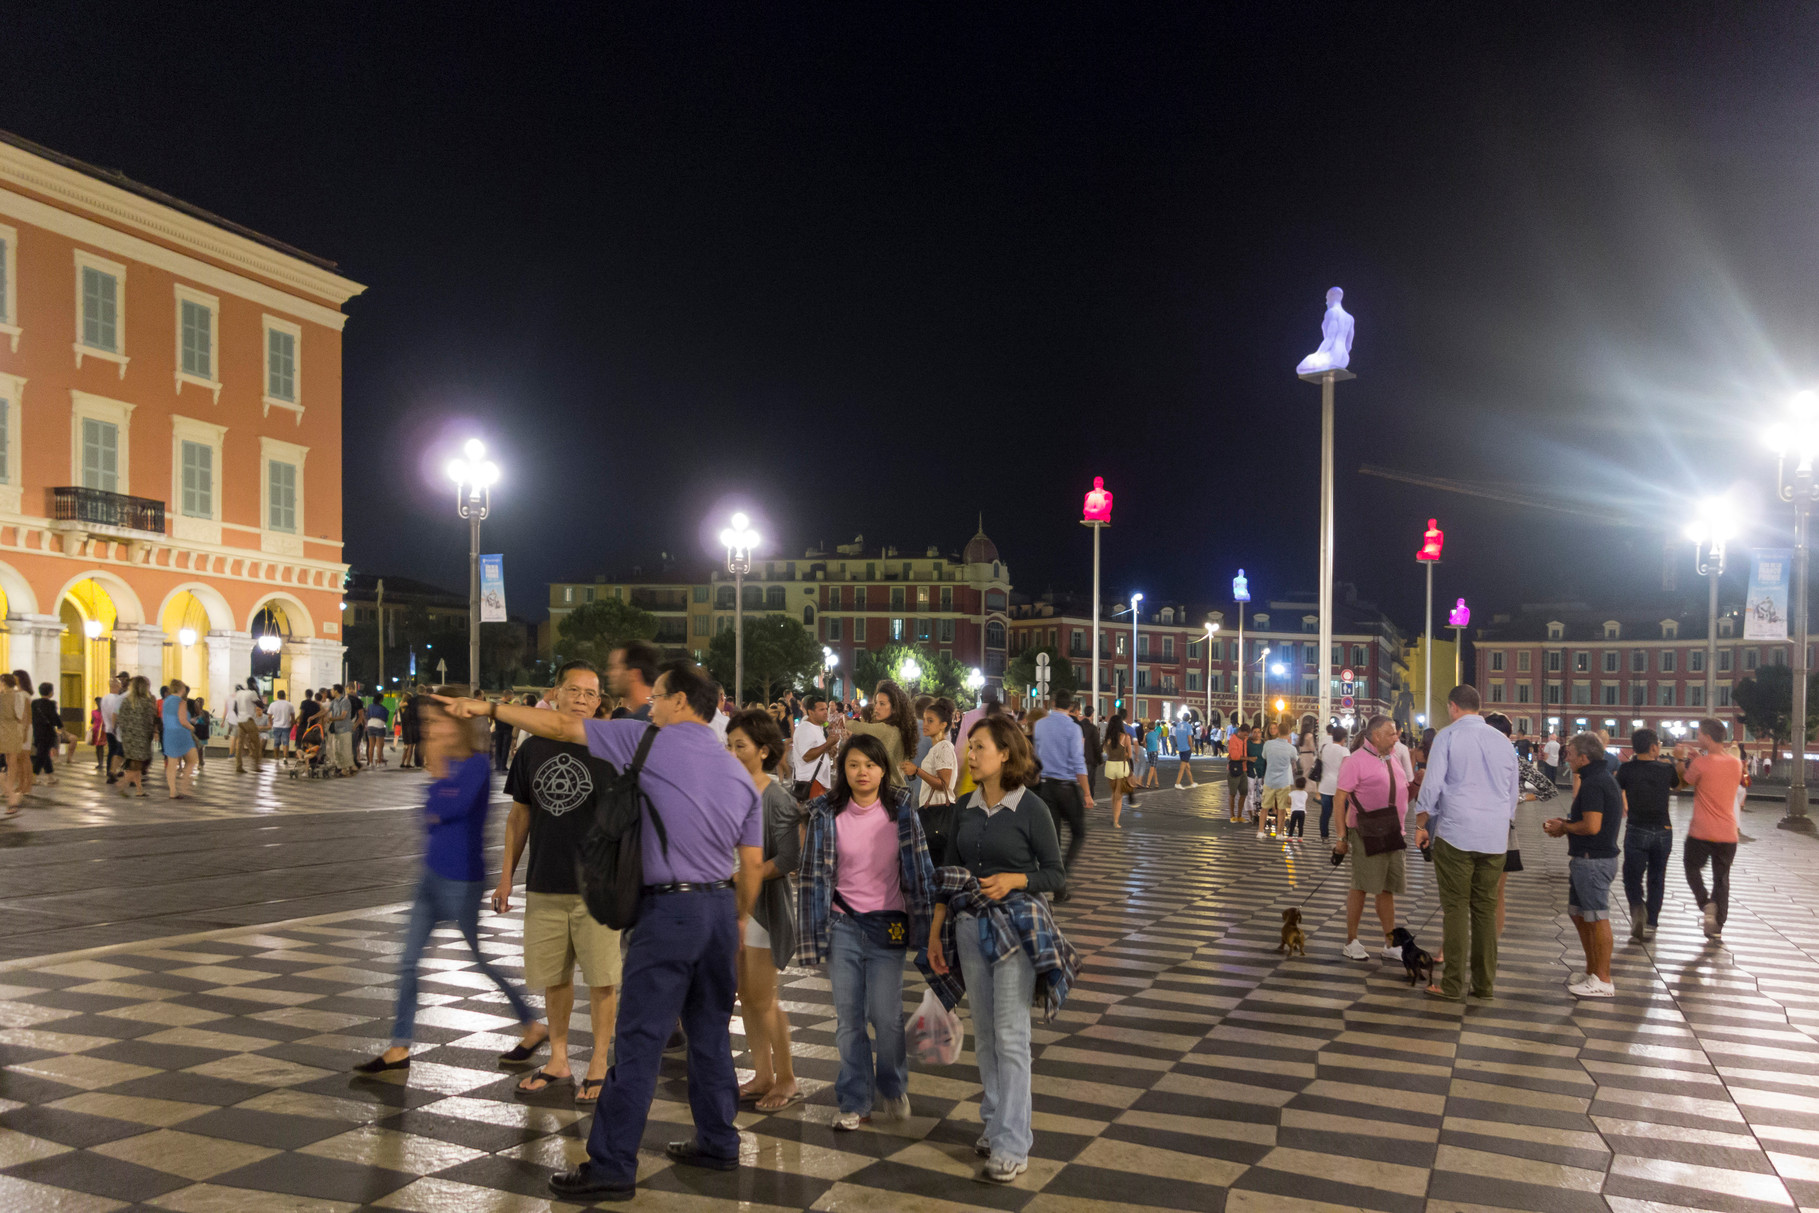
[1412,684,1519,1000]
[1032,690,1094,894]
[1259,724,1299,839]
[1172,717,1198,788]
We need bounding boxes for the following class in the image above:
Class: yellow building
[1404,635,1460,726]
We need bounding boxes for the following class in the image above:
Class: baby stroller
[287,718,337,779]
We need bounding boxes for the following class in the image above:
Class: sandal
[499,1028,548,1064]
[515,1068,570,1095]
[576,1078,604,1104]
[756,1087,804,1112]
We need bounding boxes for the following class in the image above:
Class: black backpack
[576,724,669,930]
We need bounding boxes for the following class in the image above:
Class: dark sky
[8,4,1819,633]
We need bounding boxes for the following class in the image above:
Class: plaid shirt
[795,787,937,968]
[924,866,1081,1022]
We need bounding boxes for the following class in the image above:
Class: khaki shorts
[1261,786,1295,816]
[1346,826,1407,895]
[523,893,622,990]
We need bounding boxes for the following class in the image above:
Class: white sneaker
[1568,971,1586,986]
[1256,831,1266,840]
[1341,939,1369,961]
[832,1112,862,1131]
[1380,944,1403,962]
[876,1094,911,1122]
[1568,976,1615,998]
[1702,902,1720,937]
[974,1135,992,1158]
[979,1157,1029,1184]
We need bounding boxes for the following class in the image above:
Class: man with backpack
[436,659,763,1204]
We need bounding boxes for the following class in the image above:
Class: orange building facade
[0,132,362,719]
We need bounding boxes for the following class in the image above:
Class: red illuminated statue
[1083,476,1113,523]
[1416,518,1444,563]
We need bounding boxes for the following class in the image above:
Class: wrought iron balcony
[49,486,165,536]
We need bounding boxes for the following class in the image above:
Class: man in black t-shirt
[493,660,621,1101]
[1616,727,1676,943]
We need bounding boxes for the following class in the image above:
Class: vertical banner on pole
[1745,548,1792,641]
[479,554,508,623]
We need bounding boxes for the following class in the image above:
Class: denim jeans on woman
[956,910,1037,1165]
[392,869,535,1045]
[830,914,907,1114]
[1622,825,1673,927]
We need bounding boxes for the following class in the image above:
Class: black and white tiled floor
[2,778,1818,1211]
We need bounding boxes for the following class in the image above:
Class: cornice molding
[0,141,365,309]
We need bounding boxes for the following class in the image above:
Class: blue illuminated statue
[1232,569,1250,603]
[1295,287,1354,374]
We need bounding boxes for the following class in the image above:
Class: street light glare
[1131,591,1143,603]
[446,458,468,484]
[730,511,749,530]
[464,438,485,460]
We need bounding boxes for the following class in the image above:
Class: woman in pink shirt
[798,732,937,1132]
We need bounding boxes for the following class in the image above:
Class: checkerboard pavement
[3,778,1819,1210]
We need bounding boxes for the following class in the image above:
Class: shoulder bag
[832,889,908,950]
[1354,753,1407,857]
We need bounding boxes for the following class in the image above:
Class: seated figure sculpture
[1296,286,1354,375]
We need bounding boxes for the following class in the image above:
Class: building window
[986,622,1006,648]
[1115,634,1126,656]
[1547,651,1562,672]
[693,585,709,603]
[891,587,905,610]
[1516,683,1532,703]
[1744,648,1758,671]
[826,617,842,642]
[687,614,706,637]
[263,316,302,417]
[180,440,212,517]
[1350,645,1366,668]
[855,587,867,611]
[1603,651,1618,673]
[1601,684,1618,705]
[865,563,875,580]
[267,460,297,532]
[1187,671,1201,691]
[562,586,574,604]
[940,586,953,611]
[1547,623,1564,640]
[766,586,785,610]
[1137,670,1150,690]
[804,605,816,626]
[1571,683,1590,705]
[1138,635,1150,657]
[82,418,119,492]
[175,286,219,398]
[0,223,16,348]
[1658,684,1675,707]
[917,585,929,610]
[1490,652,1505,672]
[1690,685,1705,707]
[1546,682,1562,704]
[1660,650,1677,673]
[891,618,905,641]
[583,587,595,603]
[1517,651,1531,672]
[1690,649,1704,673]
[1162,636,1174,659]
[1302,676,1317,697]
[1718,684,1733,707]
[938,619,955,643]
[1631,684,1646,706]
[1629,650,1644,672]
[77,252,124,357]
[1489,683,1506,703]
[1773,647,1788,667]
[917,619,931,642]
[1719,649,1733,672]
[853,618,866,643]
[1574,652,1589,673]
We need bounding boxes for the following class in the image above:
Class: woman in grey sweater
[725,709,804,1111]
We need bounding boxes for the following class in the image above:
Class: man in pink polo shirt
[1332,715,1410,963]
[1674,717,1743,941]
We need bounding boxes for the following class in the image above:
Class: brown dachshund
[1278,907,1306,957]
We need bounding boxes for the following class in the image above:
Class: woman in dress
[114,676,160,799]
[355,688,537,1075]
[0,671,29,807]
[725,708,804,1112]
[161,680,196,799]
[1102,712,1134,827]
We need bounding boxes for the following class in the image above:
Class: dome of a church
[964,522,998,565]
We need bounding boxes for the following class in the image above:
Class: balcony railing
[49,486,165,535]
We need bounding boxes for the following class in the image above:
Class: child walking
[1286,774,1308,838]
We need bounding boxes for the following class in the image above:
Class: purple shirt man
[581,718,761,883]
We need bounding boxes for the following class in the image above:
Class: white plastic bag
[906,987,963,1067]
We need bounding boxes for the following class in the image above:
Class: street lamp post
[719,512,761,703]
[1082,477,1113,717]
[966,667,985,708]
[1447,598,1471,692]
[1766,393,1819,831]
[1203,621,1220,724]
[1233,570,1251,727]
[1130,592,1143,717]
[1416,518,1445,727]
[1686,497,1736,724]
[1300,366,1354,734]
[445,440,498,691]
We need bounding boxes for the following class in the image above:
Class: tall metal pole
[1091,523,1102,718]
[468,510,481,691]
[1450,625,1463,690]
[1705,564,1719,717]
[376,578,385,691]
[1204,627,1213,723]
[734,568,745,704]
[1237,607,1245,727]
[1423,559,1434,727]
[1318,372,1335,729]
[1786,473,1813,829]
[1131,597,1142,718]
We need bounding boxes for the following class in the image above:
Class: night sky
[7,5,1819,634]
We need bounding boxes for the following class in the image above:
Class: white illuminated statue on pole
[1295,286,1354,375]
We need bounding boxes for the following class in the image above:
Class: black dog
[1389,926,1434,988]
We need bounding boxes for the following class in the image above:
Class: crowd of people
[348,645,1752,1201]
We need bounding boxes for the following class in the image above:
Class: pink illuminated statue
[1083,476,1113,523]
[1448,598,1471,628]
[1416,518,1444,563]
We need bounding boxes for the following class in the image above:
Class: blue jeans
[956,911,1036,1164]
[392,869,534,1045]
[1319,793,1335,840]
[582,888,741,1185]
[1622,825,1673,926]
[830,914,907,1114]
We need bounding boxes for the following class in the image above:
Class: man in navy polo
[440,660,762,1203]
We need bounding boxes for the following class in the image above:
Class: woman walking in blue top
[357,687,536,1074]
[160,680,196,800]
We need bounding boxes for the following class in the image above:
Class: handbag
[833,889,909,950]
[1354,754,1406,857]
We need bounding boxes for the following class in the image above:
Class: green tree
[852,644,967,702]
[1733,664,1819,758]
[1004,644,1080,702]
[705,614,822,703]
[480,621,528,690]
[554,599,659,670]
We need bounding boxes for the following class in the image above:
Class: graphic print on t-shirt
[530,751,594,816]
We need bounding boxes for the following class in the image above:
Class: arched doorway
[60,577,120,716]
[247,594,313,700]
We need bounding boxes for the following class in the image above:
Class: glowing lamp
[82,619,103,639]
[902,658,922,681]
[1082,476,1113,523]
[1232,569,1250,603]
[178,627,197,647]
[966,668,985,690]
[1448,598,1471,628]
[464,438,486,460]
[1416,518,1444,563]
[257,635,282,654]
[1274,698,1286,713]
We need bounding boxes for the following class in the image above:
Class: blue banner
[479,554,507,623]
[1745,548,1791,641]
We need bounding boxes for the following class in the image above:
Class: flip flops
[576,1078,604,1104]
[498,1032,547,1064]
[756,1089,805,1112]
[515,1068,570,1096]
